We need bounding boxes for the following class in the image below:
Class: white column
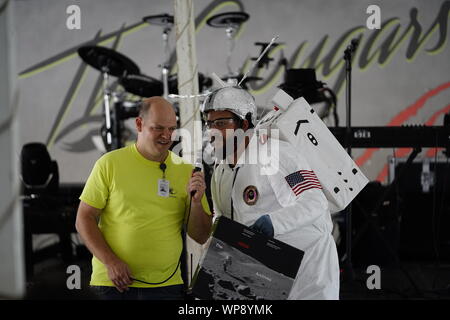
[0,0,25,298]
[174,0,204,287]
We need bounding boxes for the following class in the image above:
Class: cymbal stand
[225,24,237,77]
[161,24,172,99]
[101,67,113,151]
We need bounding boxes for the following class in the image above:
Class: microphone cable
[131,165,202,285]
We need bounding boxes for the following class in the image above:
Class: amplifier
[388,156,450,260]
[388,156,450,193]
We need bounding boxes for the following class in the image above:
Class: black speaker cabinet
[350,181,401,267]
[389,156,450,261]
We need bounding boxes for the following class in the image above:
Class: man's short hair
[139,98,152,118]
[139,96,174,119]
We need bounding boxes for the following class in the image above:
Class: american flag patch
[285,170,322,196]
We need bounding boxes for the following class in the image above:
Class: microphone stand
[342,38,359,282]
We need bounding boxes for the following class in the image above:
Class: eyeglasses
[205,117,236,129]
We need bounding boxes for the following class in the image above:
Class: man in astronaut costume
[201,86,340,300]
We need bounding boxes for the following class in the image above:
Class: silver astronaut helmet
[201,86,257,127]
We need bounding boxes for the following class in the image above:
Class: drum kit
[77,11,260,151]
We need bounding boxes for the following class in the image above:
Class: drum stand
[101,68,114,151]
[206,12,249,82]
[225,25,237,77]
[77,45,140,152]
[161,24,172,99]
[143,14,174,99]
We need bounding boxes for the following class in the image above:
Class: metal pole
[343,38,359,281]
[162,28,170,99]
[102,70,113,149]
[344,54,354,281]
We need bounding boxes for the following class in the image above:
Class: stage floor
[24,254,450,300]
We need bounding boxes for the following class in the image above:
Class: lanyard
[159,162,166,179]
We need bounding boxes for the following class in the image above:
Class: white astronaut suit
[210,135,340,300]
[203,85,340,300]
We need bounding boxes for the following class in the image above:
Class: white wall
[12,0,450,182]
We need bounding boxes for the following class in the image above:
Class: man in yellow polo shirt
[75,97,212,300]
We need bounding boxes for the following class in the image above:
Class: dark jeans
[91,284,184,300]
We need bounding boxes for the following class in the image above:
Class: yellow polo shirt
[79,144,211,287]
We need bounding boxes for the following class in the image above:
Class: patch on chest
[243,185,259,206]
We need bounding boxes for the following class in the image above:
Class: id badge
[158,179,170,197]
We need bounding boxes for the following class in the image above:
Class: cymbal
[78,46,140,77]
[206,12,249,28]
[120,74,163,97]
[143,13,174,26]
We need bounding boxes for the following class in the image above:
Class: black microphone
[190,162,203,197]
[346,37,360,52]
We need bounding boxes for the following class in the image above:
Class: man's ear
[242,119,250,131]
[135,116,143,132]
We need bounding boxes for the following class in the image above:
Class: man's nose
[207,127,226,138]
[161,128,172,139]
